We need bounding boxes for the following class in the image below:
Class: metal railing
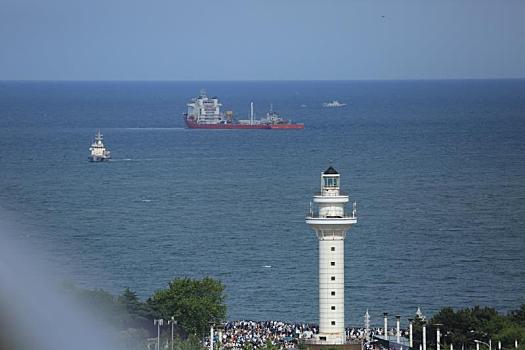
[314,191,348,196]
[306,213,357,219]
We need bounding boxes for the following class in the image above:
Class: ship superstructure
[88,130,111,162]
[322,100,346,108]
[183,91,304,129]
[186,90,227,125]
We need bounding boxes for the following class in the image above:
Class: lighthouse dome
[323,166,339,175]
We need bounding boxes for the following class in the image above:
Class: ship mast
[95,129,103,143]
[250,102,254,125]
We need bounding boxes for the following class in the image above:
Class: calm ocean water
[0,80,524,326]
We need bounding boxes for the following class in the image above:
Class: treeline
[62,277,226,349]
[412,305,525,350]
[63,278,524,350]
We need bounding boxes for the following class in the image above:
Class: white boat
[322,100,346,108]
[88,130,111,162]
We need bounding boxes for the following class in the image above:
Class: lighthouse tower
[306,166,357,344]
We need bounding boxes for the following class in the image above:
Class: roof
[323,166,339,175]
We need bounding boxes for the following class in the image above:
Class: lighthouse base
[302,340,362,350]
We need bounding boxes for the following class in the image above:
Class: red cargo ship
[183,91,304,130]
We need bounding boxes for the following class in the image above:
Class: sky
[1,0,524,81]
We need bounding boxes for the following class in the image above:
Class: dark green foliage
[59,277,225,346]
[424,305,525,350]
[148,277,227,337]
[117,288,143,316]
[430,306,482,346]
[297,341,307,350]
[174,335,206,350]
[261,340,279,350]
[117,287,154,330]
[411,310,428,349]
[511,305,525,327]
[243,342,254,350]
[60,282,127,328]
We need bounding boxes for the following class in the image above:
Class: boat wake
[130,198,155,203]
[121,127,186,131]
[109,158,154,162]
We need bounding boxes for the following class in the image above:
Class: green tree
[60,282,126,328]
[411,311,427,349]
[174,335,206,350]
[510,305,525,327]
[428,305,525,350]
[495,324,525,350]
[148,277,227,337]
[431,307,479,347]
[117,288,143,316]
[117,287,153,330]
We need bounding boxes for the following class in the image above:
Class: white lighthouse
[306,166,357,344]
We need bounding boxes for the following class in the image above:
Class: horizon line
[1,77,524,83]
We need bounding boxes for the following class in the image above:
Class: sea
[0,80,524,326]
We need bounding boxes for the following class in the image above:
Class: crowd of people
[203,320,315,349]
[202,320,408,350]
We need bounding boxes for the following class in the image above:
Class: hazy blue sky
[1,0,524,80]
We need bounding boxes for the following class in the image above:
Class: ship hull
[184,118,304,130]
[268,124,305,129]
[88,156,111,162]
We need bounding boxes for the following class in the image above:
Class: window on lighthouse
[323,176,338,188]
